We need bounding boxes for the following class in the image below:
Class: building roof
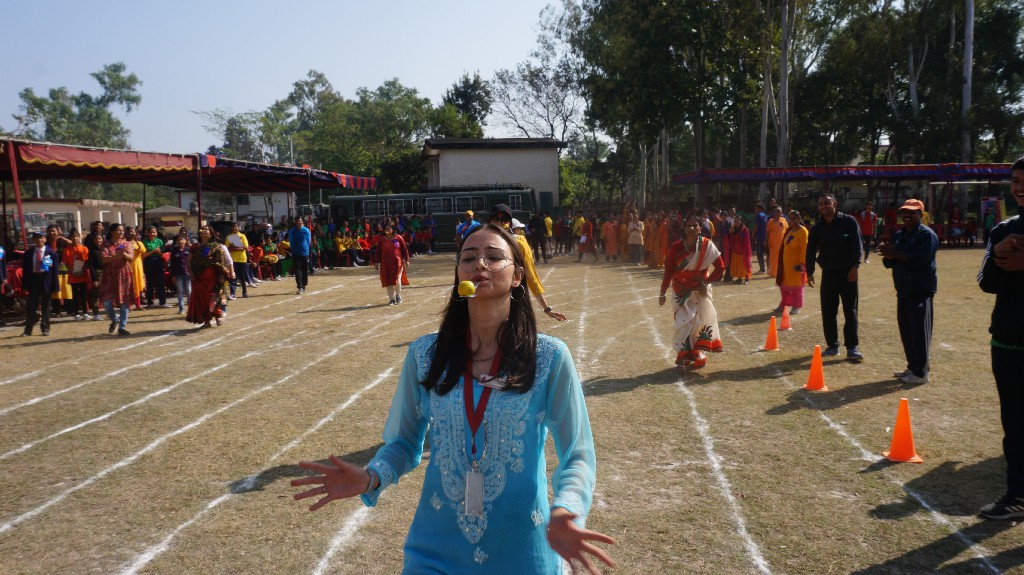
[421,138,566,161]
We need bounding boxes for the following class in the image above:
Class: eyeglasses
[457,251,513,271]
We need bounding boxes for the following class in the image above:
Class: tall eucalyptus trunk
[961,0,974,162]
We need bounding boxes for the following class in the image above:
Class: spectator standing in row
[879,199,938,385]
[22,232,59,336]
[628,213,645,265]
[141,226,169,308]
[752,203,768,273]
[856,201,878,263]
[806,193,864,361]
[100,223,136,336]
[455,210,479,251]
[723,217,752,284]
[226,222,249,300]
[976,156,1024,520]
[62,229,91,320]
[765,207,788,278]
[170,233,192,314]
[289,216,312,295]
[528,210,548,264]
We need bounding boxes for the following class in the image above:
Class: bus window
[425,197,453,214]
[471,196,487,212]
[454,197,473,214]
[508,195,522,210]
[363,200,385,218]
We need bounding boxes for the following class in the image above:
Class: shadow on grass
[301,305,373,314]
[766,378,908,415]
[230,442,386,494]
[719,311,780,327]
[849,457,1022,573]
[584,366,681,396]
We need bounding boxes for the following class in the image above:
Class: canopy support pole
[142,183,147,229]
[2,180,7,249]
[195,154,203,227]
[5,141,28,248]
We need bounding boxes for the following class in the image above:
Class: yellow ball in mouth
[457,280,476,297]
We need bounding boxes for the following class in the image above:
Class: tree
[443,72,492,128]
[9,62,142,148]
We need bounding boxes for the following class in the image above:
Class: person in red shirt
[62,229,92,320]
[856,202,878,262]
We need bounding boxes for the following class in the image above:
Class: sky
[1,0,554,155]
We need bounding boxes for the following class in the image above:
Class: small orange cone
[780,306,792,331]
[883,398,923,463]
[804,345,828,391]
[762,316,780,351]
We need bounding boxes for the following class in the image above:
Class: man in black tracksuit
[976,157,1024,520]
[806,193,864,362]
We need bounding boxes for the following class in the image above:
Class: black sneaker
[847,347,864,363]
[109,321,117,334]
[823,344,840,357]
[118,328,131,336]
[980,493,1024,520]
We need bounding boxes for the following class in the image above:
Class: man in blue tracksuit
[879,199,938,385]
[289,217,312,295]
[976,156,1024,520]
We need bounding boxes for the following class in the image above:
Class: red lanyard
[463,330,503,455]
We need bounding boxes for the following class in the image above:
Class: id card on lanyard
[463,331,502,517]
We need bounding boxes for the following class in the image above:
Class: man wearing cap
[976,155,1024,519]
[806,193,864,361]
[878,199,938,385]
[22,232,60,336]
[455,210,479,251]
[488,204,568,322]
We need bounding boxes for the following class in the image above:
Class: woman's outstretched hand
[291,455,371,512]
[547,507,617,574]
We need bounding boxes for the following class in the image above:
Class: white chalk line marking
[0,312,429,535]
[0,281,348,388]
[0,330,313,461]
[573,267,590,376]
[0,282,358,416]
[118,369,393,575]
[722,325,1001,574]
[311,507,373,575]
[624,273,773,574]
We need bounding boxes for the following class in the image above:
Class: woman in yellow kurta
[126,227,147,310]
[648,216,670,268]
[774,210,808,314]
[765,207,788,278]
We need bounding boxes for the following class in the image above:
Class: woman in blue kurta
[294,224,615,574]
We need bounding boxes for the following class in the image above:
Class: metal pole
[195,154,204,227]
[6,141,28,248]
[142,183,147,230]
[1,180,7,249]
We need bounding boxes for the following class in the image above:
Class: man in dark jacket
[806,193,864,361]
[22,231,60,336]
[976,156,1024,520]
[879,199,939,385]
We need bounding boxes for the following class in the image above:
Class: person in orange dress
[602,216,619,262]
[62,229,92,320]
[765,206,789,278]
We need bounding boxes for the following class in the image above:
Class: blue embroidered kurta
[361,333,596,574]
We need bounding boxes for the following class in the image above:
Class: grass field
[0,247,1020,575]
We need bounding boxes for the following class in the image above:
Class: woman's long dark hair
[421,224,537,395]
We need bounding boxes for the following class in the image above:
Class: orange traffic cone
[804,345,828,391]
[780,306,792,331]
[883,398,923,463]
[762,316,780,351]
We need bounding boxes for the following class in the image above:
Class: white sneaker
[93,314,103,321]
[899,373,929,385]
[83,314,93,321]
[893,369,911,379]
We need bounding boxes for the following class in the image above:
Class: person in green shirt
[141,226,169,308]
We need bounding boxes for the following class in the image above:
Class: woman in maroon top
[658,214,726,368]
[99,223,136,336]
[375,223,410,305]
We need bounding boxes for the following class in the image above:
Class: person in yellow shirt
[543,212,554,256]
[774,210,809,315]
[226,222,250,299]
[488,204,568,321]
[125,226,146,311]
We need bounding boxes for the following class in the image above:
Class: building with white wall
[175,190,296,226]
[420,138,565,208]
